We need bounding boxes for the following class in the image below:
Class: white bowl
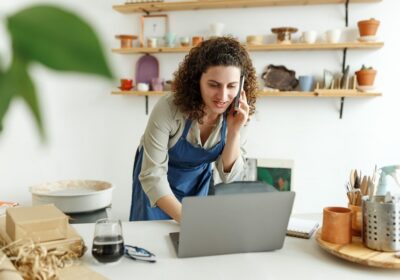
[30,180,114,213]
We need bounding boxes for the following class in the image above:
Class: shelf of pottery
[111,0,383,116]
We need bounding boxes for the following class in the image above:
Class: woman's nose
[216,86,229,99]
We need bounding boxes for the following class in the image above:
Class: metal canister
[362,196,400,251]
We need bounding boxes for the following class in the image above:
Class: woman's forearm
[221,130,241,172]
[156,194,182,223]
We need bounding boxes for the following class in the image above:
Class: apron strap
[181,119,192,139]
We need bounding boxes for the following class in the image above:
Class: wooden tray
[315,229,400,268]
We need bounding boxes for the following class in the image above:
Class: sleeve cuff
[216,155,245,183]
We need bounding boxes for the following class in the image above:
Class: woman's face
[199,65,242,116]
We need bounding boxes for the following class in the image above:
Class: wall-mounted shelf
[112,89,382,115]
[112,90,382,97]
[113,0,381,14]
[112,0,383,118]
[112,41,384,54]
[257,90,382,97]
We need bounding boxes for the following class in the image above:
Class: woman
[130,37,258,222]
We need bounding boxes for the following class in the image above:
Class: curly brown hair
[173,37,257,121]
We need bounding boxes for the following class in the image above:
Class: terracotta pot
[192,36,204,46]
[321,206,352,245]
[348,204,362,236]
[357,18,380,37]
[355,69,377,86]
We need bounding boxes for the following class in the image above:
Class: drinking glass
[92,218,124,263]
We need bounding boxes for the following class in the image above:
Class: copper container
[321,206,352,244]
[348,204,362,236]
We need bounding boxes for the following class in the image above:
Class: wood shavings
[1,238,81,280]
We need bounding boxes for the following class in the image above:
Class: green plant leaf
[0,71,13,133]
[7,5,112,79]
[0,53,44,138]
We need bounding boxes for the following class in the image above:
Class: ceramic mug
[151,77,164,91]
[147,37,157,48]
[298,75,314,92]
[321,206,352,244]
[348,204,362,237]
[137,82,149,91]
[301,30,317,44]
[325,29,341,43]
[180,36,190,47]
[210,22,225,37]
[165,33,176,47]
[120,79,133,91]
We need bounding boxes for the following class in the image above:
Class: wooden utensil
[360,176,368,195]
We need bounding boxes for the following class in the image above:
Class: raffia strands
[0,237,80,280]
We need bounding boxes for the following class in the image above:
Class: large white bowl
[30,180,114,213]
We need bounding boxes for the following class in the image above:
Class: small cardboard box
[6,204,68,242]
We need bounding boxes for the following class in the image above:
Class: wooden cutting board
[315,229,400,268]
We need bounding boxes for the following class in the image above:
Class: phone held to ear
[233,75,245,116]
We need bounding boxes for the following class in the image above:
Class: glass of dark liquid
[92,218,124,264]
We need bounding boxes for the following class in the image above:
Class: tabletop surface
[72,215,400,280]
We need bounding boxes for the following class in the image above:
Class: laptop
[170,189,295,258]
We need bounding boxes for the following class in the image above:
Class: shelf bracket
[145,95,149,115]
[339,0,350,119]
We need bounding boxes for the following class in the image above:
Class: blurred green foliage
[0,5,113,139]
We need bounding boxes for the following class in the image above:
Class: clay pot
[357,18,380,37]
[321,206,352,245]
[355,68,377,86]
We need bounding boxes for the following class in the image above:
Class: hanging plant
[0,5,113,139]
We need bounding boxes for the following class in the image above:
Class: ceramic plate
[357,35,377,42]
[136,55,159,84]
[357,85,375,92]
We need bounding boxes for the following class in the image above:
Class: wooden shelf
[112,41,383,54]
[112,90,165,96]
[258,90,382,97]
[113,0,382,14]
[112,90,382,97]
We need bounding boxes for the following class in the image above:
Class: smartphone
[233,75,245,116]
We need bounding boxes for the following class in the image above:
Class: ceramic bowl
[246,35,264,45]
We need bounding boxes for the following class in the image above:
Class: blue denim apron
[130,117,227,221]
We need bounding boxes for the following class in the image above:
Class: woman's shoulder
[151,92,185,122]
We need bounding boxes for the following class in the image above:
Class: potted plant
[357,18,380,37]
[355,65,377,86]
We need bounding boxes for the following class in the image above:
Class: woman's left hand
[227,90,249,134]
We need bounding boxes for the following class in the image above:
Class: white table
[73,218,400,280]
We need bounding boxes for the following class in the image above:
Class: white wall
[1,0,399,221]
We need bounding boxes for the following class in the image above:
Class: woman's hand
[227,90,249,134]
[221,90,248,173]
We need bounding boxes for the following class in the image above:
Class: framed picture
[244,158,293,191]
[140,14,169,47]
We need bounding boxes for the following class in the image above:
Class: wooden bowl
[271,27,298,44]
[115,35,138,48]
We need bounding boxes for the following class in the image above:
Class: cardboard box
[0,216,86,258]
[6,204,68,242]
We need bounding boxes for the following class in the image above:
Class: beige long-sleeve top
[137,93,247,207]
